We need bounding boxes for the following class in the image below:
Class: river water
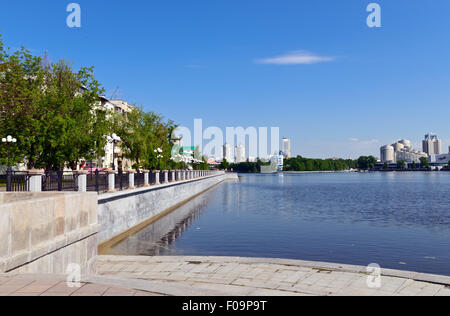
[107,172,450,276]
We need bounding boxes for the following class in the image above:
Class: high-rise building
[235,144,246,163]
[223,143,234,163]
[282,138,292,158]
[423,133,442,155]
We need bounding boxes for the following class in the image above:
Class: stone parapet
[0,192,99,274]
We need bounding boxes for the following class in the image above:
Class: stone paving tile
[40,282,84,296]
[5,256,450,296]
[102,286,137,296]
[93,256,450,296]
[134,290,164,296]
[435,287,450,296]
[70,283,110,296]
[15,280,60,294]
[231,278,280,290]
[248,288,307,296]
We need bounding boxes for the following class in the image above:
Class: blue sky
[1,0,450,158]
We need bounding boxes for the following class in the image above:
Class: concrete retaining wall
[98,173,238,246]
[0,192,99,274]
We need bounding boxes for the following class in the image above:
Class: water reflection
[105,187,217,256]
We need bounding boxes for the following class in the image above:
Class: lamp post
[2,135,17,192]
[107,134,121,171]
[154,148,163,170]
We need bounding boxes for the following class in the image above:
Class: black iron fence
[87,170,109,193]
[1,171,30,192]
[115,170,129,191]
[42,171,79,192]
[2,169,220,193]
[135,172,145,187]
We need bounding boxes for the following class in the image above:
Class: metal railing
[115,170,129,191]
[87,170,109,193]
[1,171,30,192]
[1,169,224,193]
[42,171,79,192]
[135,172,145,187]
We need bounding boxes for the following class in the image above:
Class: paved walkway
[95,256,450,296]
[0,274,163,296]
[3,256,450,296]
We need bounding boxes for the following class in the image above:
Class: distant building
[235,144,246,163]
[422,133,442,155]
[282,138,292,158]
[429,154,450,165]
[380,145,395,163]
[380,139,428,163]
[96,97,135,170]
[277,154,284,171]
[110,99,135,115]
[223,143,234,163]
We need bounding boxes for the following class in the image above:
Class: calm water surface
[108,172,450,276]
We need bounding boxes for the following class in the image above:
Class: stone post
[176,170,181,181]
[153,170,160,185]
[108,171,116,192]
[144,170,150,186]
[162,170,169,184]
[128,170,136,189]
[77,170,88,192]
[28,169,45,192]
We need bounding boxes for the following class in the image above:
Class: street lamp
[2,135,17,171]
[154,148,163,170]
[2,136,17,192]
[107,133,121,171]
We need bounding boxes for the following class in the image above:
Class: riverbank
[91,256,450,296]
[3,256,450,296]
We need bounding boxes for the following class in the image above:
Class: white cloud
[256,51,335,65]
[349,138,379,145]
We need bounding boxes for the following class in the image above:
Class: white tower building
[223,143,234,163]
[423,133,442,155]
[235,144,246,163]
[380,145,395,163]
[282,138,292,158]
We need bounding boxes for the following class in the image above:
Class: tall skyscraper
[235,144,246,163]
[423,133,442,155]
[282,138,292,158]
[223,143,234,163]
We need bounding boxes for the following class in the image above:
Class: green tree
[397,160,406,169]
[420,157,429,168]
[0,36,109,170]
[114,107,177,171]
[36,61,109,170]
[220,158,230,170]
